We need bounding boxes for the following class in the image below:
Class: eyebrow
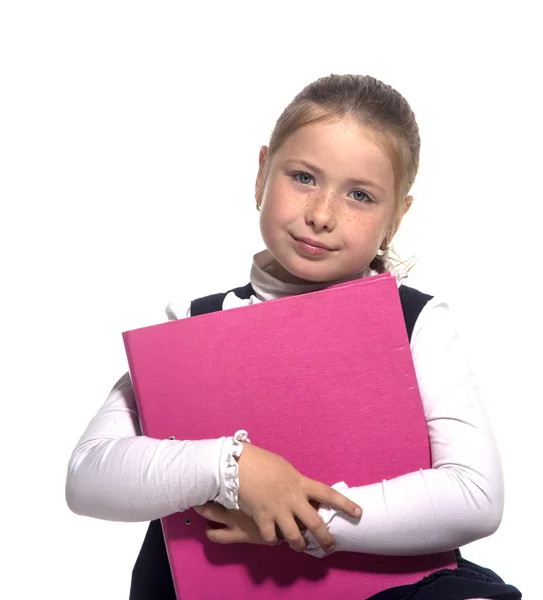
[286,159,387,194]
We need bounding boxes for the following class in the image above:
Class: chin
[290,256,372,285]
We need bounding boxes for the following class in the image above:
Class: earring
[377,239,388,255]
[256,203,261,212]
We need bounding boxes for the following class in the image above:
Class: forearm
[66,434,227,521]
[65,373,239,521]
[305,298,504,557]
[307,464,502,556]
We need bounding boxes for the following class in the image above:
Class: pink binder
[123,273,457,599]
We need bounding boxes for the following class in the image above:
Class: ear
[255,145,268,206]
[258,145,268,168]
[404,195,414,214]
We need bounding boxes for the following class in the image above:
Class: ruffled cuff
[303,481,349,558]
[214,430,250,510]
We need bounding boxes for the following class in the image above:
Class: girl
[66,74,521,599]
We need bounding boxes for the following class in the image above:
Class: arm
[65,298,244,521]
[65,372,244,522]
[305,297,504,556]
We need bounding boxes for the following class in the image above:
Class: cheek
[346,211,390,245]
[264,179,302,216]
[371,204,396,232]
[267,177,290,201]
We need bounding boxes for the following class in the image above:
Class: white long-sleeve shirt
[65,250,504,556]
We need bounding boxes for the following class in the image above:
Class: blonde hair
[261,74,421,273]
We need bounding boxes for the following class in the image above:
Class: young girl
[66,74,521,599]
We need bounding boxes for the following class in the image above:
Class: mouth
[291,235,337,256]
[293,235,335,250]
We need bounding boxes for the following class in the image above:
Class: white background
[1,1,540,598]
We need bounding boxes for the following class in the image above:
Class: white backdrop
[1,1,540,598]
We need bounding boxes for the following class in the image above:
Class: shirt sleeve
[304,297,504,557]
[65,301,245,522]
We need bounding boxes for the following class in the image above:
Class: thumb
[206,527,249,544]
[194,502,229,523]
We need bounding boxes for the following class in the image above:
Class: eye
[349,190,372,203]
[293,172,315,185]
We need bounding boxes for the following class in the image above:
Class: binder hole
[169,436,175,440]
[185,518,192,526]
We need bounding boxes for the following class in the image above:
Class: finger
[275,517,307,552]
[193,502,230,525]
[305,480,362,518]
[206,526,250,544]
[295,504,335,553]
[254,517,279,546]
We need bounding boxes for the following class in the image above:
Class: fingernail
[353,506,362,517]
[326,543,336,553]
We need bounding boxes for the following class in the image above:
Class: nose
[304,193,337,232]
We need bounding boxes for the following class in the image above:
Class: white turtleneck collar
[249,249,375,302]
[220,249,406,312]
[167,249,406,318]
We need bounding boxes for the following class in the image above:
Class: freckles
[339,206,359,225]
[307,194,327,208]
[345,211,359,225]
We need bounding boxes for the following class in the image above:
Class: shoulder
[409,292,461,357]
[165,298,192,321]
[397,284,434,342]
[398,283,433,305]
[164,283,254,321]
[396,283,461,349]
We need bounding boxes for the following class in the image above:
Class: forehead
[275,118,395,191]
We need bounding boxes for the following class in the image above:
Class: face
[256,118,406,284]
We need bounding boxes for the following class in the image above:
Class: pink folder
[123,273,457,599]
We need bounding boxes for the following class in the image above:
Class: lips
[292,235,337,257]
[293,236,335,251]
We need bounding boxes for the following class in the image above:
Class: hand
[194,502,320,546]
[194,502,281,546]
[235,443,362,553]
